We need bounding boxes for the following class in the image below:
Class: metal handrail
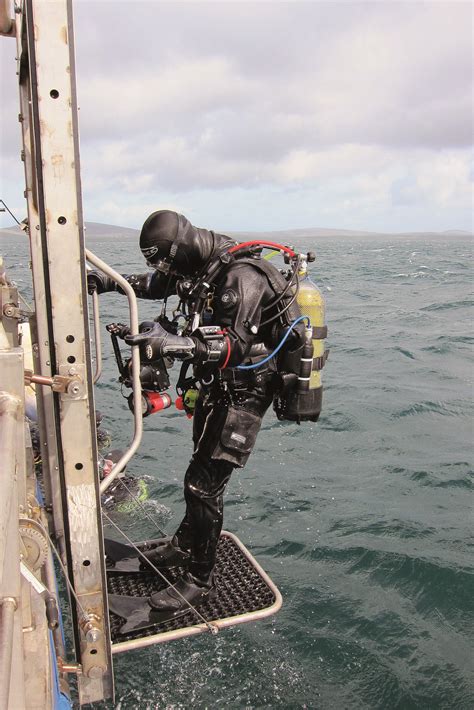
[0,0,15,37]
[91,290,102,383]
[85,265,103,383]
[85,249,143,494]
[0,391,21,708]
[0,392,21,580]
[0,598,16,708]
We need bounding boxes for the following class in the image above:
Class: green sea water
[2,231,473,709]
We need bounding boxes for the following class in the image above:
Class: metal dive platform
[108,532,282,653]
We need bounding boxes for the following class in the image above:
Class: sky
[0,0,473,233]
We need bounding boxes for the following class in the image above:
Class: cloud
[1,0,472,232]
[73,1,472,198]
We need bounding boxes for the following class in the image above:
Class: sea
[1,230,473,709]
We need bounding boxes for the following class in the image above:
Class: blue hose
[236,315,310,370]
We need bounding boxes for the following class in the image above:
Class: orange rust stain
[51,153,65,179]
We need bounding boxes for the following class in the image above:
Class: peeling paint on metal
[67,483,100,588]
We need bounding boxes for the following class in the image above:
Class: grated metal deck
[108,532,282,653]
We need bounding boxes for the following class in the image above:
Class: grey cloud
[74,2,356,79]
[73,1,472,172]
[0,42,22,160]
[2,0,472,214]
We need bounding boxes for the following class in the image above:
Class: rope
[18,291,33,312]
[101,511,218,634]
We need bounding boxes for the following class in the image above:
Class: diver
[88,210,325,616]
[99,448,149,513]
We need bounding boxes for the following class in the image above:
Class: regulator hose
[236,315,310,371]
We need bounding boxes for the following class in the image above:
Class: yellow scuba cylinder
[274,255,328,423]
[296,262,327,392]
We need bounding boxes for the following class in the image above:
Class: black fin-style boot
[148,571,216,615]
[139,536,191,570]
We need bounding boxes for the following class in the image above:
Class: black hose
[260,270,300,328]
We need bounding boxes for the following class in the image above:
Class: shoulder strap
[218,256,288,294]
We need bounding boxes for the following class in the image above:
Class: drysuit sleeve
[87,270,175,299]
[213,264,271,367]
[121,271,176,299]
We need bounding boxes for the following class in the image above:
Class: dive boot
[148,572,216,616]
[105,536,191,574]
[139,536,191,570]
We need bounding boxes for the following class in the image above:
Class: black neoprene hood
[139,210,235,276]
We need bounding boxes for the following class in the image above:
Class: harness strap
[176,360,196,395]
[312,349,330,371]
[312,325,328,339]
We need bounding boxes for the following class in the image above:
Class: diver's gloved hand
[87,270,116,295]
[124,321,200,361]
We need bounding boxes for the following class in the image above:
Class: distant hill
[0,222,140,239]
[231,227,473,239]
[0,222,472,239]
[84,222,139,238]
[441,229,473,236]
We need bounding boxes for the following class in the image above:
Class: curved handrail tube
[85,249,143,494]
[91,291,102,383]
[0,0,15,37]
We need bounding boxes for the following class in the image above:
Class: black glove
[87,271,116,295]
[125,321,198,361]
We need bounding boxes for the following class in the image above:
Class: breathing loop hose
[228,241,296,258]
[236,315,310,370]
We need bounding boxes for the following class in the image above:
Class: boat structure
[0,1,281,707]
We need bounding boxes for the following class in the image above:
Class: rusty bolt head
[3,305,16,317]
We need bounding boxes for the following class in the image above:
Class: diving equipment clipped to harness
[106,321,172,417]
[105,236,328,425]
[273,255,328,423]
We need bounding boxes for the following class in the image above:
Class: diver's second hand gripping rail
[85,250,143,494]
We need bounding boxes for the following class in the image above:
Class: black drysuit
[124,252,303,583]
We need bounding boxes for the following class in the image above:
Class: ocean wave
[392,346,416,359]
[410,469,473,490]
[329,518,436,540]
[307,545,473,608]
[319,410,361,432]
[391,400,468,419]
[421,299,473,312]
